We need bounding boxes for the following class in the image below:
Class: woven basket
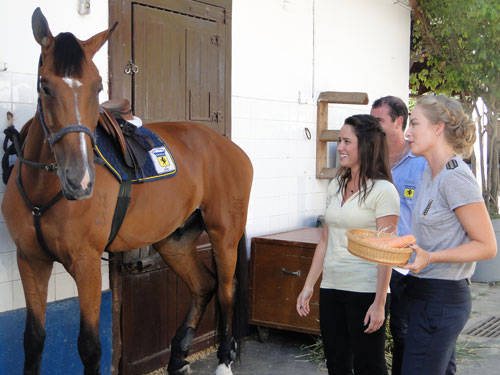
[346,229,413,266]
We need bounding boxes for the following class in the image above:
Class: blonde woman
[403,95,497,375]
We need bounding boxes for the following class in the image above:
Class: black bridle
[38,97,96,148]
[15,98,96,172]
[15,93,96,263]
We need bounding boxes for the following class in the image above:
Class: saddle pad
[95,125,177,183]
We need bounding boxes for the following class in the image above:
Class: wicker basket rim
[346,228,413,255]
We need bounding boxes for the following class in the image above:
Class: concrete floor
[150,282,500,375]
[457,282,500,375]
[190,330,326,375]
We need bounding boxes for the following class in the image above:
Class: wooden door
[133,4,226,134]
[110,0,231,135]
[108,1,231,373]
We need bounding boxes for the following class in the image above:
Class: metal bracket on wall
[316,91,369,179]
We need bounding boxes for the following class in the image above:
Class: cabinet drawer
[249,229,321,335]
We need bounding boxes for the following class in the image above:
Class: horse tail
[232,232,249,359]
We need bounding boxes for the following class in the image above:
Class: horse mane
[53,32,84,77]
[19,118,34,147]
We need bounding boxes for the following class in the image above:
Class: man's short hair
[372,96,409,130]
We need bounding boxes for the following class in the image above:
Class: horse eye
[40,81,53,97]
[42,86,52,96]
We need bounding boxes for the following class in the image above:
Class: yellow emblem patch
[404,188,415,199]
[157,155,170,167]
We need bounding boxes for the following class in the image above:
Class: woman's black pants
[319,288,389,375]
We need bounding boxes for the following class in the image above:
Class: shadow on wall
[0,291,112,374]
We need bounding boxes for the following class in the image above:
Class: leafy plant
[409,0,500,215]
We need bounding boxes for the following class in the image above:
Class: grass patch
[296,320,394,371]
[455,340,488,363]
[296,336,326,364]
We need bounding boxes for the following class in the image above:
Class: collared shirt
[392,150,427,235]
[411,157,483,280]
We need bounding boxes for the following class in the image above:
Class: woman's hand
[296,287,313,317]
[363,302,385,333]
[404,243,432,273]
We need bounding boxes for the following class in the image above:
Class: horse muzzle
[48,124,96,201]
[58,164,94,200]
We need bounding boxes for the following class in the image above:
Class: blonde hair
[416,95,476,157]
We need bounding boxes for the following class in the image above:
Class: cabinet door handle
[281,268,301,277]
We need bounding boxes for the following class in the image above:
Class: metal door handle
[124,60,139,75]
[281,268,301,277]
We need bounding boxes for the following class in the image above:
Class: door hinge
[210,111,223,123]
[210,35,220,47]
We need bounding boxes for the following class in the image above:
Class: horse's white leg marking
[215,363,233,375]
[62,77,92,189]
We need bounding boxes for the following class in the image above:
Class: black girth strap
[105,180,132,250]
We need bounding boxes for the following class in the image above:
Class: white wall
[0,1,109,312]
[0,0,411,312]
[232,0,411,240]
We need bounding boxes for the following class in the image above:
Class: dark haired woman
[297,114,399,375]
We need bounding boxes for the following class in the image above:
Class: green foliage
[410,0,500,214]
[410,0,499,103]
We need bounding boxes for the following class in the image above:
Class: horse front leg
[154,234,216,375]
[17,251,53,375]
[71,256,103,375]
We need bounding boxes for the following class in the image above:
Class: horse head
[31,8,116,200]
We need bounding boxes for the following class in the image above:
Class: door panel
[133,5,187,122]
[121,260,176,373]
[133,3,226,134]
[186,24,224,133]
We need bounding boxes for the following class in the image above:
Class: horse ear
[82,22,118,58]
[32,7,53,48]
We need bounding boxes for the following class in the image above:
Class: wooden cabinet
[249,228,322,335]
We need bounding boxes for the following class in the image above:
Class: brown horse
[1,8,252,375]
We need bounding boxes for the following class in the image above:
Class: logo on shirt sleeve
[403,185,416,199]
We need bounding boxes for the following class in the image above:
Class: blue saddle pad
[94,125,177,183]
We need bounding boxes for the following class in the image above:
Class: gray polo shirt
[411,157,483,280]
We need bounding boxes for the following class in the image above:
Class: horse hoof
[215,363,232,375]
[169,363,192,375]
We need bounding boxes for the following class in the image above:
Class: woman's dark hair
[336,114,392,203]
